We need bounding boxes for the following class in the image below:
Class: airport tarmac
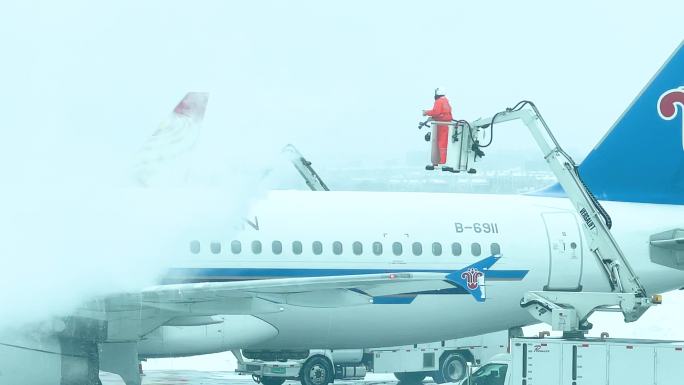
[100,371,401,385]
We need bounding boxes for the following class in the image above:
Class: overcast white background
[1,0,683,373]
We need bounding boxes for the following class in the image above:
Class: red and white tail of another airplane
[132,92,209,187]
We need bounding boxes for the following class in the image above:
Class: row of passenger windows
[190,240,501,257]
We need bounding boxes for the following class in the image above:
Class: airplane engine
[0,333,100,385]
[138,314,278,358]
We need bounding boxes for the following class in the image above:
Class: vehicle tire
[300,355,333,385]
[431,353,468,383]
[261,377,286,385]
[394,371,427,383]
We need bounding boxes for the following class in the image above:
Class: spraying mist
[0,90,302,332]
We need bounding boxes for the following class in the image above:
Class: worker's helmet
[434,87,446,97]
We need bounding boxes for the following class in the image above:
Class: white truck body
[464,337,684,385]
[372,328,516,373]
[237,329,518,385]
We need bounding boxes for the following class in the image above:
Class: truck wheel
[300,356,333,385]
[394,371,427,383]
[432,353,467,383]
[261,377,286,385]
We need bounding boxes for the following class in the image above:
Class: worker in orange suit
[422,87,453,168]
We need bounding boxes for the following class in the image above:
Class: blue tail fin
[579,41,684,205]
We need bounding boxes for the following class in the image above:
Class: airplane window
[490,242,501,255]
[352,241,363,255]
[231,240,241,254]
[333,241,343,255]
[412,242,422,256]
[190,240,200,254]
[210,241,221,254]
[452,242,462,256]
[313,241,323,255]
[392,242,403,256]
[471,243,482,256]
[272,240,282,255]
[292,241,303,255]
[432,242,442,256]
[372,242,383,256]
[252,240,262,254]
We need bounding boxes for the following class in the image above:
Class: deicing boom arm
[471,105,647,302]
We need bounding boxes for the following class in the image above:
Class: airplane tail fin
[578,41,684,205]
[172,92,209,122]
[132,92,209,186]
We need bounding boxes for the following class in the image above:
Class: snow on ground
[101,371,398,385]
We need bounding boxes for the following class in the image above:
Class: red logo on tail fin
[658,87,684,149]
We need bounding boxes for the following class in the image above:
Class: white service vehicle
[237,328,521,385]
[238,349,366,385]
[463,336,684,385]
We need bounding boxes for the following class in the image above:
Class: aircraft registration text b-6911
[454,222,499,234]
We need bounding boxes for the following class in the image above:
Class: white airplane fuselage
[160,190,684,349]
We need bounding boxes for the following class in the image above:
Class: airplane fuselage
[157,191,684,349]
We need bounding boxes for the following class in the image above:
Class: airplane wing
[89,272,450,317]
[75,272,455,340]
[95,257,504,320]
[73,256,513,342]
[143,272,450,299]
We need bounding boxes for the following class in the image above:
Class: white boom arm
[471,105,652,332]
[283,144,330,191]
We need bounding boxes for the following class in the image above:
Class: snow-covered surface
[101,371,398,385]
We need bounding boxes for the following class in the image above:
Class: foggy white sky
[1,0,683,374]
[1,0,683,183]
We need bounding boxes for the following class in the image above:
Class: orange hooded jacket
[424,96,453,164]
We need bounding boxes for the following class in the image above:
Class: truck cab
[460,353,510,385]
